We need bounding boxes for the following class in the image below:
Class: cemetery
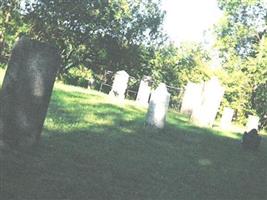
[0,1,266,200]
[0,42,266,198]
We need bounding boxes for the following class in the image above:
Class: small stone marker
[246,115,259,131]
[136,76,152,105]
[145,83,170,129]
[87,78,95,89]
[109,70,129,100]
[180,82,204,116]
[220,107,234,130]
[0,37,60,148]
[191,77,224,127]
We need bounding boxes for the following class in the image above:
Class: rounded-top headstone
[220,107,234,130]
[109,70,129,100]
[180,82,204,116]
[246,115,259,131]
[136,75,152,106]
[145,83,170,129]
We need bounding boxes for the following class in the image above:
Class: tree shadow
[2,89,267,200]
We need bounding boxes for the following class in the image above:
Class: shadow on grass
[2,89,267,200]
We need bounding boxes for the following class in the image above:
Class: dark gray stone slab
[0,37,60,149]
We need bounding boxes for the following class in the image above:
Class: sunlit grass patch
[0,67,6,83]
[1,79,267,200]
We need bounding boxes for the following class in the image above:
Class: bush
[61,66,94,88]
[0,63,6,69]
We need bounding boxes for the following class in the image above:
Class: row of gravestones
[180,77,225,127]
[0,37,260,152]
[180,80,260,131]
[107,70,170,129]
[0,37,170,151]
[220,109,260,131]
[108,70,153,105]
[108,70,224,130]
[105,70,258,131]
[108,71,227,129]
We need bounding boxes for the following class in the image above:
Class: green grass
[0,68,6,82]
[1,81,267,199]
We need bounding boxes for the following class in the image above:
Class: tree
[214,0,267,127]
[149,42,212,108]
[216,0,266,59]
[0,0,29,65]
[24,0,165,75]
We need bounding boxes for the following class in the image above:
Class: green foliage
[0,0,30,64]
[254,82,267,128]
[149,42,212,108]
[216,0,266,59]
[214,0,267,127]
[0,63,6,69]
[24,0,165,74]
[151,42,212,86]
[216,69,252,123]
[61,65,93,88]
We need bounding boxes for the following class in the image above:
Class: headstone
[220,107,234,130]
[136,76,152,105]
[0,37,60,149]
[87,78,95,89]
[109,70,129,100]
[191,77,224,127]
[246,115,259,131]
[180,82,204,116]
[145,83,170,129]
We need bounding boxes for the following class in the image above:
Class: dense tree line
[0,0,266,128]
[215,0,267,128]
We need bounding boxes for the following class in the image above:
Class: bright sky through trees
[162,0,223,44]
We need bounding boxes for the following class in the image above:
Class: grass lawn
[1,79,267,199]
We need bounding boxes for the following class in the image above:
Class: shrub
[61,65,94,88]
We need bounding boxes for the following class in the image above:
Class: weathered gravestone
[87,78,95,89]
[220,107,234,130]
[145,83,170,129]
[109,70,129,100]
[180,82,204,116]
[136,76,152,105]
[0,37,60,149]
[191,77,224,127]
[246,115,259,131]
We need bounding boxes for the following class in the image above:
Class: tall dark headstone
[0,37,60,149]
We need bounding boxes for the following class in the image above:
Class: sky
[161,0,223,45]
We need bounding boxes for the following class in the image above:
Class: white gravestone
[246,115,259,131]
[136,76,152,105]
[180,82,204,116]
[220,107,234,130]
[146,83,170,129]
[191,77,224,127]
[109,70,129,100]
